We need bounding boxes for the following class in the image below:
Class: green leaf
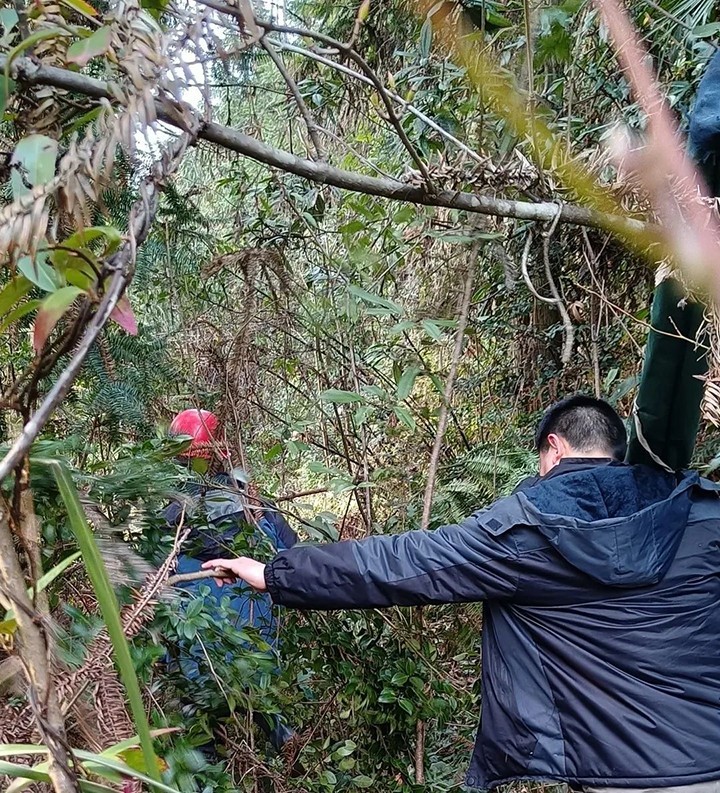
[398,698,414,715]
[10,135,58,199]
[692,22,720,38]
[347,284,403,315]
[5,27,70,73]
[53,226,122,272]
[388,319,417,335]
[419,17,432,58]
[66,25,112,65]
[0,757,117,793]
[117,747,168,775]
[17,252,60,292]
[485,8,514,27]
[421,319,444,341]
[100,728,181,758]
[0,75,15,115]
[33,286,84,353]
[0,276,31,317]
[352,775,375,788]
[0,619,17,635]
[59,0,99,16]
[0,300,40,336]
[335,740,357,757]
[31,551,82,598]
[393,204,416,224]
[39,462,162,785]
[319,389,366,404]
[396,365,421,400]
[4,551,82,623]
[378,688,396,703]
[139,0,170,20]
[0,8,19,33]
[323,769,337,786]
[264,442,283,462]
[393,405,416,431]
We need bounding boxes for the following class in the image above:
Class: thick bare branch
[5,56,654,239]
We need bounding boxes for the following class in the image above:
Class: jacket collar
[542,457,616,481]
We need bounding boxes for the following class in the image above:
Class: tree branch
[5,55,655,239]
[259,37,326,160]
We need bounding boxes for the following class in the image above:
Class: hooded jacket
[264,460,720,790]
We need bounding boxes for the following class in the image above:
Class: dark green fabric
[626,278,708,470]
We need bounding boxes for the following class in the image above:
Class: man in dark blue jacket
[202,395,720,792]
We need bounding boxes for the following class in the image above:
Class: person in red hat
[164,408,298,758]
[168,408,227,473]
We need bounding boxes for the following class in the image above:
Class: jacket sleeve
[689,49,720,193]
[265,505,298,551]
[263,506,521,610]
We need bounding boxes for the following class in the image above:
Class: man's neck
[547,456,615,479]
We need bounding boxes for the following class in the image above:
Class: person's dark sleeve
[689,49,720,193]
[265,506,298,550]
[263,506,521,610]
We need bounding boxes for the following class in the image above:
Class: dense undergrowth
[3,0,720,790]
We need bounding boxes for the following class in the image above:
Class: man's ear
[546,433,565,457]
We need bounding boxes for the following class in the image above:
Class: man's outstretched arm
[202,510,521,610]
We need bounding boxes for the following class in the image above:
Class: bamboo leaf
[396,365,421,401]
[347,284,403,315]
[319,389,366,404]
[393,405,416,431]
[4,551,82,622]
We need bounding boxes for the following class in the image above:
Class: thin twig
[541,212,575,366]
[260,37,325,160]
[268,38,486,167]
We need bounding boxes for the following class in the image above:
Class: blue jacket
[264,459,720,790]
[689,49,720,191]
[166,475,297,677]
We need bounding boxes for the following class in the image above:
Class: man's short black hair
[535,395,627,460]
